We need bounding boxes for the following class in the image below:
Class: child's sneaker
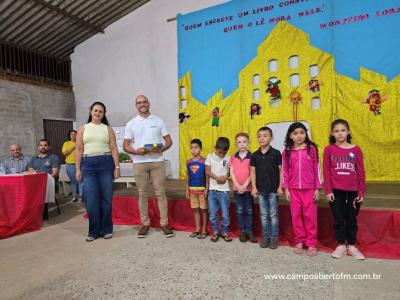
[246,232,258,243]
[103,233,113,239]
[269,237,278,249]
[331,245,347,258]
[347,245,366,260]
[239,232,247,242]
[259,238,270,248]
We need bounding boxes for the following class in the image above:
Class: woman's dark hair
[329,119,352,144]
[67,130,77,141]
[87,101,109,125]
[284,122,318,163]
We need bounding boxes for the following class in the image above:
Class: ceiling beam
[10,0,70,44]
[32,0,104,34]
[0,0,19,17]
[46,0,138,55]
[55,0,150,57]
[38,0,112,53]
[1,4,42,40]
[28,0,94,50]
[0,0,30,36]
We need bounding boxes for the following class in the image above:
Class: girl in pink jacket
[282,122,322,256]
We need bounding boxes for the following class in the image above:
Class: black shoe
[161,225,175,238]
[269,237,279,249]
[138,225,150,238]
[239,232,247,242]
[259,238,270,248]
[246,232,258,243]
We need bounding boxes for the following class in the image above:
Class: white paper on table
[45,174,55,203]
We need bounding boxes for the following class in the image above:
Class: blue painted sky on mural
[177,0,400,104]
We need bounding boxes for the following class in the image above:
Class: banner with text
[177,0,400,181]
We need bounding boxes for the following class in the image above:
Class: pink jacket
[323,144,366,197]
[282,146,322,190]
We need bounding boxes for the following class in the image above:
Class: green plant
[118,152,131,162]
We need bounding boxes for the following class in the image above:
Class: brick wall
[0,79,75,160]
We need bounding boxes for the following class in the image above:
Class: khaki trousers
[133,161,168,226]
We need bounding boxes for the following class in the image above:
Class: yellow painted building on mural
[178,22,400,182]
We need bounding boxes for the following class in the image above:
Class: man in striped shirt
[3,144,31,174]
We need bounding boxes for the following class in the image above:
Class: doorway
[43,119,73,164]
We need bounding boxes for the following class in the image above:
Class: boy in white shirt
[205,137,232,242]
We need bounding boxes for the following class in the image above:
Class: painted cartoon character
[363,90,387,115]
[308,79,320,93]
[211,107,222,127]
[266,79,281,103]
[179,112,190,123]
[250,103,261,119]
[289,90,302,121]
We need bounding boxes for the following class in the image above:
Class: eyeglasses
[136,101,149,105]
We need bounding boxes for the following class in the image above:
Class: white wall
[71,0,227,178]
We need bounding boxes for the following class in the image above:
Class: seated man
[3,144,31,174]
[28,139,60,178]
[28,139,60,220]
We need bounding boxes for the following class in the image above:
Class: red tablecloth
[0,173,47,239]
[109,196,400,260]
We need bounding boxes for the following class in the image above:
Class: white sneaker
[332,244,347,258]
[347,245,366,260]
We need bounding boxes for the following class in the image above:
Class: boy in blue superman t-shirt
[186,139,209,239]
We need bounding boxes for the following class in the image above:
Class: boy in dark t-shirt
[250,127,282,249]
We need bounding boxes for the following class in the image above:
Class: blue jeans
[233,191,253,234]
[208,190,230,235]
[66,163,83,197]
[82,155,114,238]
[258,192,279,239]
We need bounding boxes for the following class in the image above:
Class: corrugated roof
[0,0,150,58]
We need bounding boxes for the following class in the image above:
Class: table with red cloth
[0,173,47,239]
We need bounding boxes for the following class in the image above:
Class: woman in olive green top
[76,102,120,242]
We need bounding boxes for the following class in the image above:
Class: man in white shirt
[123,95,174,238]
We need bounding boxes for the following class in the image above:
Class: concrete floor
[1,192,400,300]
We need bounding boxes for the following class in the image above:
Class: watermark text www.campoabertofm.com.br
[264,272,382,281]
